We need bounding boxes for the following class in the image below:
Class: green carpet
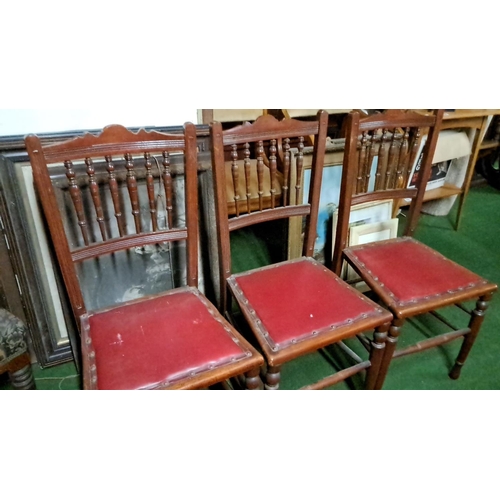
[393,184,500,390]
[230,184,500,390]
[0,360,81,390]
[2,184,498,390]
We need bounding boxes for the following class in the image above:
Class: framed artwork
[331,199,394,256]
[331,199,395,284]
[287,143,344,262]
[347,218,399,287]
[349,217,399,246]
[287,140,383,265]
[0,152,76,367]
[409,129,471,191]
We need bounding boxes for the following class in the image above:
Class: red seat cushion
[230,257,384,352]
[345,237,489,306]
[87,288,251,390]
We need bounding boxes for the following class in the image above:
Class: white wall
[0,109,199,137]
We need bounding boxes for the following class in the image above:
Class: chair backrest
[210,110,329,311]
[332,109,444,275]
[25,123,199,324]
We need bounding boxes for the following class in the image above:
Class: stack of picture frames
[287,137,403,291]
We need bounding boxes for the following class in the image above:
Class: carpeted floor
[2,183,498,390]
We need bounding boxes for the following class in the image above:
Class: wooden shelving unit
[423,183,462,203]
[436,110,500,229]
[198,109,351,125]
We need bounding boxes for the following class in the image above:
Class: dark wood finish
[333,109,497,388]
[86,158,107,239]
[9,360,36,389]
[333,109,443,277]
[25,124,263,390]
[66,160,90,245]
[105,155,125,237]
[0,351,35,389]
[0,127,212,368]
[0,124,205,152]
[162,152,174,229]
[124,153,142,234]
[211,111,393,390]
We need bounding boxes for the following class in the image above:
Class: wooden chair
[332,109,498,388]
[25,124,263,390]
[224,156,284,215]
[210,111,393,390]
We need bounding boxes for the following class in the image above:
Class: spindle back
[210,111,329,311]
[25,124,199,322]
[332,109,444,276]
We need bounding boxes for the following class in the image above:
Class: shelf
[443,110,500,120]
[400,183,462,207]
[422,183,462,202]
[480,139,500,151]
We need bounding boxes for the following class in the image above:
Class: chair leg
[449,293,492,380]
[374,318,404,390]
[365,322,390,390]
[454,192,466,231]
[244,367,262,390]
[265,365,281,390]
[9,364,36,390]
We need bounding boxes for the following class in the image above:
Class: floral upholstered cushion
[0,308,28,365]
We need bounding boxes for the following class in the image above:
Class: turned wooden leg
[9,364,36,390]
[265,365,281,390]
[6,352,35,390]
[455,193,467,231]
[450,294,492,380]
[244,367,262,390]
[374,318,404,390]
[365,322,390,390]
